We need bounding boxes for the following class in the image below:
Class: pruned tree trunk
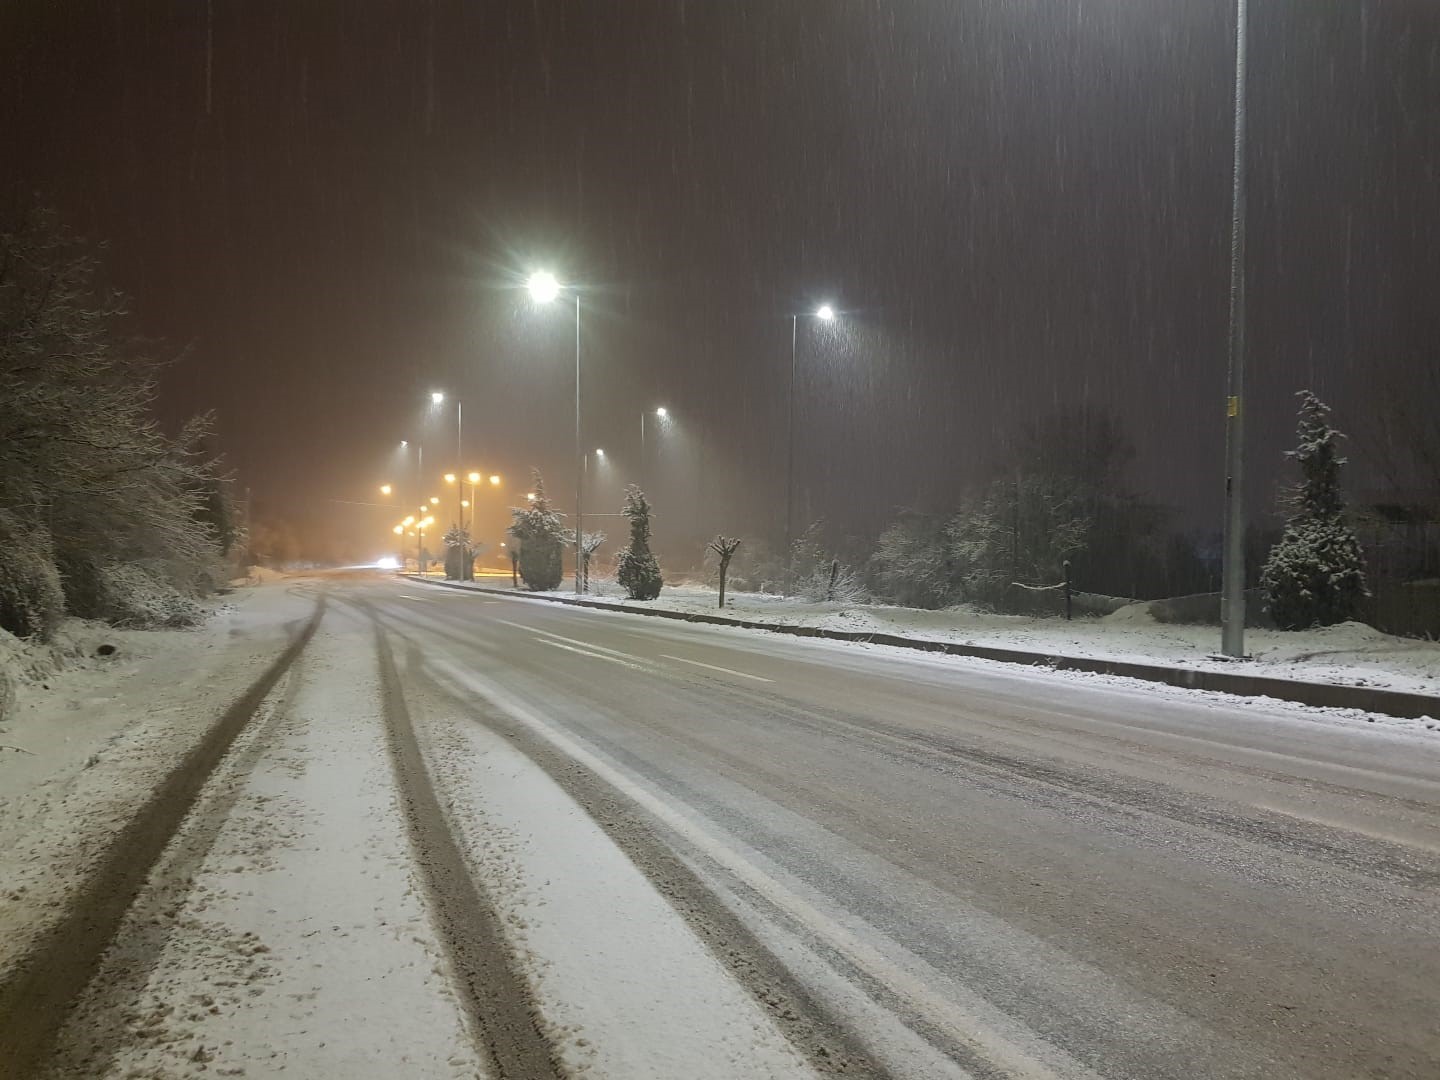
[708,535,742,609]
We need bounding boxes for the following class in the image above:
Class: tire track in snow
[371,616,564,1080]
[0,596,326,1080]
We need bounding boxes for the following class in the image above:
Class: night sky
[4,1,1437,561]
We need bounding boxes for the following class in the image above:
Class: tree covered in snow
[562,530,605,593]
[0,510,64,639]
[507,472,565,591]
[945,475,1088,611]
[615,486,663,600]
[871,512,954,609]
[442,525,474,581]
[1261,391,1368,629]
[0,207,229,633]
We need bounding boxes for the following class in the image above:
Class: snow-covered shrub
[788,522,867,603]
[615,486,663,601]
[507,472,566,591]
[1261,392,1368,630]
[795,559,867,603]
[871,513,953,609]
[945,477,1088,612]
[95,562,204,629]
[0,510,65,640]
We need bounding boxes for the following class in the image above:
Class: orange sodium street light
[379,484,392,496]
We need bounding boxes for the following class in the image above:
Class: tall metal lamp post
[1220,0,1250,657]
[786,303,836,591]
[527,270,585,594]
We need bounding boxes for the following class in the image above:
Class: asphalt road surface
[33,572,1440,1080]
[350,575,1440,1080]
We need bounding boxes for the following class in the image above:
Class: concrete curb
[408,577,1440,722]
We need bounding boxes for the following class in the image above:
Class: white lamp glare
[816,304,836,321]
[527,270,561,303]
[431,391,445,405]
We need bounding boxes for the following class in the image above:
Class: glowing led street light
[489,474,501,486]
[379,484,392,496]
[526,269,561,304]
[467,471,481,484]
[816,304,836,321]
[431,391,445,405]
[656,407,668,418]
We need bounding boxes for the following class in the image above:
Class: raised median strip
[408,577,1440,722]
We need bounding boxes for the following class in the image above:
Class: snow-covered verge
[443,579,1440,699]
[45,609,482,1080]
[0,581,318,990]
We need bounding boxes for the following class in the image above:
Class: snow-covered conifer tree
[1261,391,1368,629]
[615,486,663,600]
[506,472,566,591]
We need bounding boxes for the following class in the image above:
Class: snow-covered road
[13,570,1440,1079]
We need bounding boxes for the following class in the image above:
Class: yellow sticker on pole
[1227,395,1240,417]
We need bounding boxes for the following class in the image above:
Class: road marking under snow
[536,638,652,671]
[660,654,773,683]
[399,594,433,602]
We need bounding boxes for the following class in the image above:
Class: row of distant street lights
[371,270,838,593]
[376,388,681,577]
[525,269,839,595]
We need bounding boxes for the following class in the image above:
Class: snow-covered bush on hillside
[1,207,228,631]
[1261,392,1368,630]
[93,562,204,629]
[0,510,64,641]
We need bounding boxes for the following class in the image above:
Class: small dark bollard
[1063,559,1073,621]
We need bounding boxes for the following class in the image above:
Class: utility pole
[1221,0,1250,657]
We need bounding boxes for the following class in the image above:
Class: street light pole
[640,406,667,491]
[456,399,463,535]
[1221,0,1250,657]
[786,314,797,575]
[526,269,584,594]
[574,292,583,594]
[785,305,835,594]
